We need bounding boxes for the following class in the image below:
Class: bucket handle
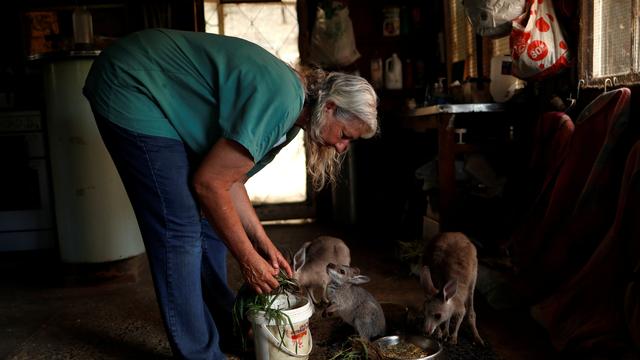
[260,324,313,357]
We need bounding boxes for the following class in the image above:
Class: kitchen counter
[27,50,101,62]
[404,103,507,117]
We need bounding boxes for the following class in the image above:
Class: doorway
[204,0,313,220]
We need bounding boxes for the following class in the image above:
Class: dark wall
[0,0,199,111]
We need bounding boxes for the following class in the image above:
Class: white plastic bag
[509,0,571,80]
[464,0,527,38]
[309,2,360,68]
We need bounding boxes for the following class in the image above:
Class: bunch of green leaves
[328,336,371,360]
[397,239,425,263]
[232,269,303,351]
[397,239,427,277]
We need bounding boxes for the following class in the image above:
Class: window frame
[579,0,640,88]
[220,0,281,3]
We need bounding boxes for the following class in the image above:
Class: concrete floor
[1,222,559,359]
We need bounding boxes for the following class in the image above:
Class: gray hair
[301,69,379,191]
[306,71,379,143]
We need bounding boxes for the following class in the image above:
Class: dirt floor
[1,221,560,360]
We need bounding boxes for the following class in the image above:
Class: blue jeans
[94,114,235,359]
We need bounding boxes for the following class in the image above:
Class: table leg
[438,114,456,231]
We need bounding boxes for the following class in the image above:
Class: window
[580,0,640,87]
[491,37,510,58]
[204,1,308,207]
[204,1,300,64]
[444,0,478,82]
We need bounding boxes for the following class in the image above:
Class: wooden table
[401,103,507,231]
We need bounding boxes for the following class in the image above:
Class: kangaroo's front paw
[473,335,485,346]
[448,336,458,345]
[322,309,335,318]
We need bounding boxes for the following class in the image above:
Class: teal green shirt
[83,29,304,176]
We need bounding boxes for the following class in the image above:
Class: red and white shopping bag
[510,0,571,80]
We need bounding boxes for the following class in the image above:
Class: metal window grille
[492,36,510,57]
[446,0,477,79]
[204,0,299,64]
[580,0,640,87]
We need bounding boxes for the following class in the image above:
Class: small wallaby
[420,232,484,346]
[292,236,351,304]
[325,263,386,341]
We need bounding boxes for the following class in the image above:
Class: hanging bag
[510,0,570,80]
[309,1,360,68]
[464,0,527,38]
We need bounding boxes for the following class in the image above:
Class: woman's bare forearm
[192,138,281,292]
[196,180,257,263]
[229,182,270,246]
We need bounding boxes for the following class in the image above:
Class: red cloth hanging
[531,140,640,354]
[512,88,634,300]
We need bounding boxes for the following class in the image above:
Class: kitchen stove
[0,111,55,251]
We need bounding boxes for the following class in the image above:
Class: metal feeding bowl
[373,335,443,360]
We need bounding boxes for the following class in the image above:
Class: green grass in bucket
[232,269,304,352]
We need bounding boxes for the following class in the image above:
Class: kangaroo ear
[350,275,370,285]
[293,241,311,272]
[420,266,438,296]
[442,278,458,301]
[352,267,361,275]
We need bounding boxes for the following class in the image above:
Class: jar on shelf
[382,6,400,37]
[72,6,94,49]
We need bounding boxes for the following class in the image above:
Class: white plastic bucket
[248,294,314,360]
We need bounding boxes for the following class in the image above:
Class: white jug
[384,53,403,90]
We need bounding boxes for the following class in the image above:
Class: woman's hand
[256,239,293,278]
[239,252,281,294]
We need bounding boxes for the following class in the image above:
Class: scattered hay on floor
[307,305,500,360]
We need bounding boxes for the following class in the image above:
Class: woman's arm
[229,181,293,277]
[193,138,282,294]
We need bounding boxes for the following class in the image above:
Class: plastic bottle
[403,57,414,89]
[432,77,446,104]
[370,56,384,89]
[414,59,425,88]
[73,6,94,49]
[384,53,403,90]
[400,6,410,35]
